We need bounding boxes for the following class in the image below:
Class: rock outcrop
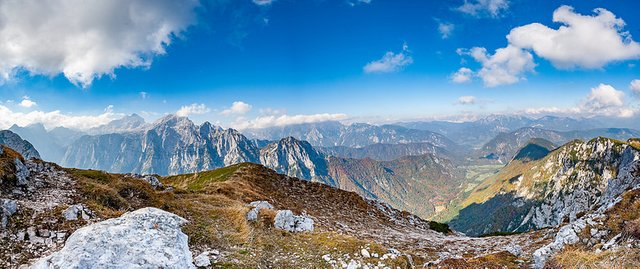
[274,210,314,232]
[0,131,41,160]
[246,201,273,221]
[0,199,17,228]
[30,207,195,269]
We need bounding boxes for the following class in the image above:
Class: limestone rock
[30,207,195,269]
[14,158,30,186]
[62,204,94,221]
[246,201,273,221]
[1,199,18,228]
[274,210,314,232]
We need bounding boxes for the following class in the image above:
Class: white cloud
[582,84,625,113]
[457,96,476,105]
[140,92,148,99]
[176,103,210,117]
[0,105,119,130]
[253,0,274,6]
[232,113,348,129]
[438,22,455,39]
[630,79,640,96]
[524,84,635,118]
[463,46,535,87]
[507,6,640,69]
[456,0,509,18]
[19,96,37,108]
[221,101,252,116]
[363,44,413,74]
[451,67,473,83]
[0,0,198,87]
[455,6,640,87]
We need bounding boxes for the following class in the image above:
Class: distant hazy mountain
[477,127,640,163]
[320,142,458,162]
[244,121,462,150]
[62,115,259,175]
[86,113,148,135]
[397,115,601,147]
[0,130,41,159]
[8,124,82,162]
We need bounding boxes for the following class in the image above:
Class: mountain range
[61,116,461,219]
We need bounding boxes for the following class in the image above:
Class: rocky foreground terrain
[2,139,640,268]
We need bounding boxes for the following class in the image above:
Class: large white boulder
[30,207,195,269]
[274,210,314,232]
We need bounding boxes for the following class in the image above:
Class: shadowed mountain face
[511,138,555,162]
[0,130,40,159]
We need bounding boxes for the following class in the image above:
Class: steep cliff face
[62,115,259,175]
[451,137,640,236]
[0,130,40,160]
[259,137,332,185]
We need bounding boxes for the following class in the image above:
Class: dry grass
[547,247,640,269]
[437,251,522,269]
[0,146,24,186]
[604,189,640,238]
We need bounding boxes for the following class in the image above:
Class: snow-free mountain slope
[0,130,40,160]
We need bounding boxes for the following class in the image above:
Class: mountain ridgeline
[61,115,463,219]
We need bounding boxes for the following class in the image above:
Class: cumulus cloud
[456,0,509,18]
[630,79,640,96]
[19,96,37,108]
[0,0,198,87]
[457,96,476,105]
[232,113,348,129]
[363,43,413,74]
[451,67,473,83]
[508,6,640,69]
[461,46,535,87]
[176,103,210,117]
[455,6,640,87]
[581,84,627,114]
[438,22,455,39]
[0,105,119,130]
[221,101,252,116]
[524,84,635,118]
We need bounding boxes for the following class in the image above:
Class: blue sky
[0,0,639,130]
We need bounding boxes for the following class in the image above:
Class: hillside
[0,146,555,268]
[449,137,640,237]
